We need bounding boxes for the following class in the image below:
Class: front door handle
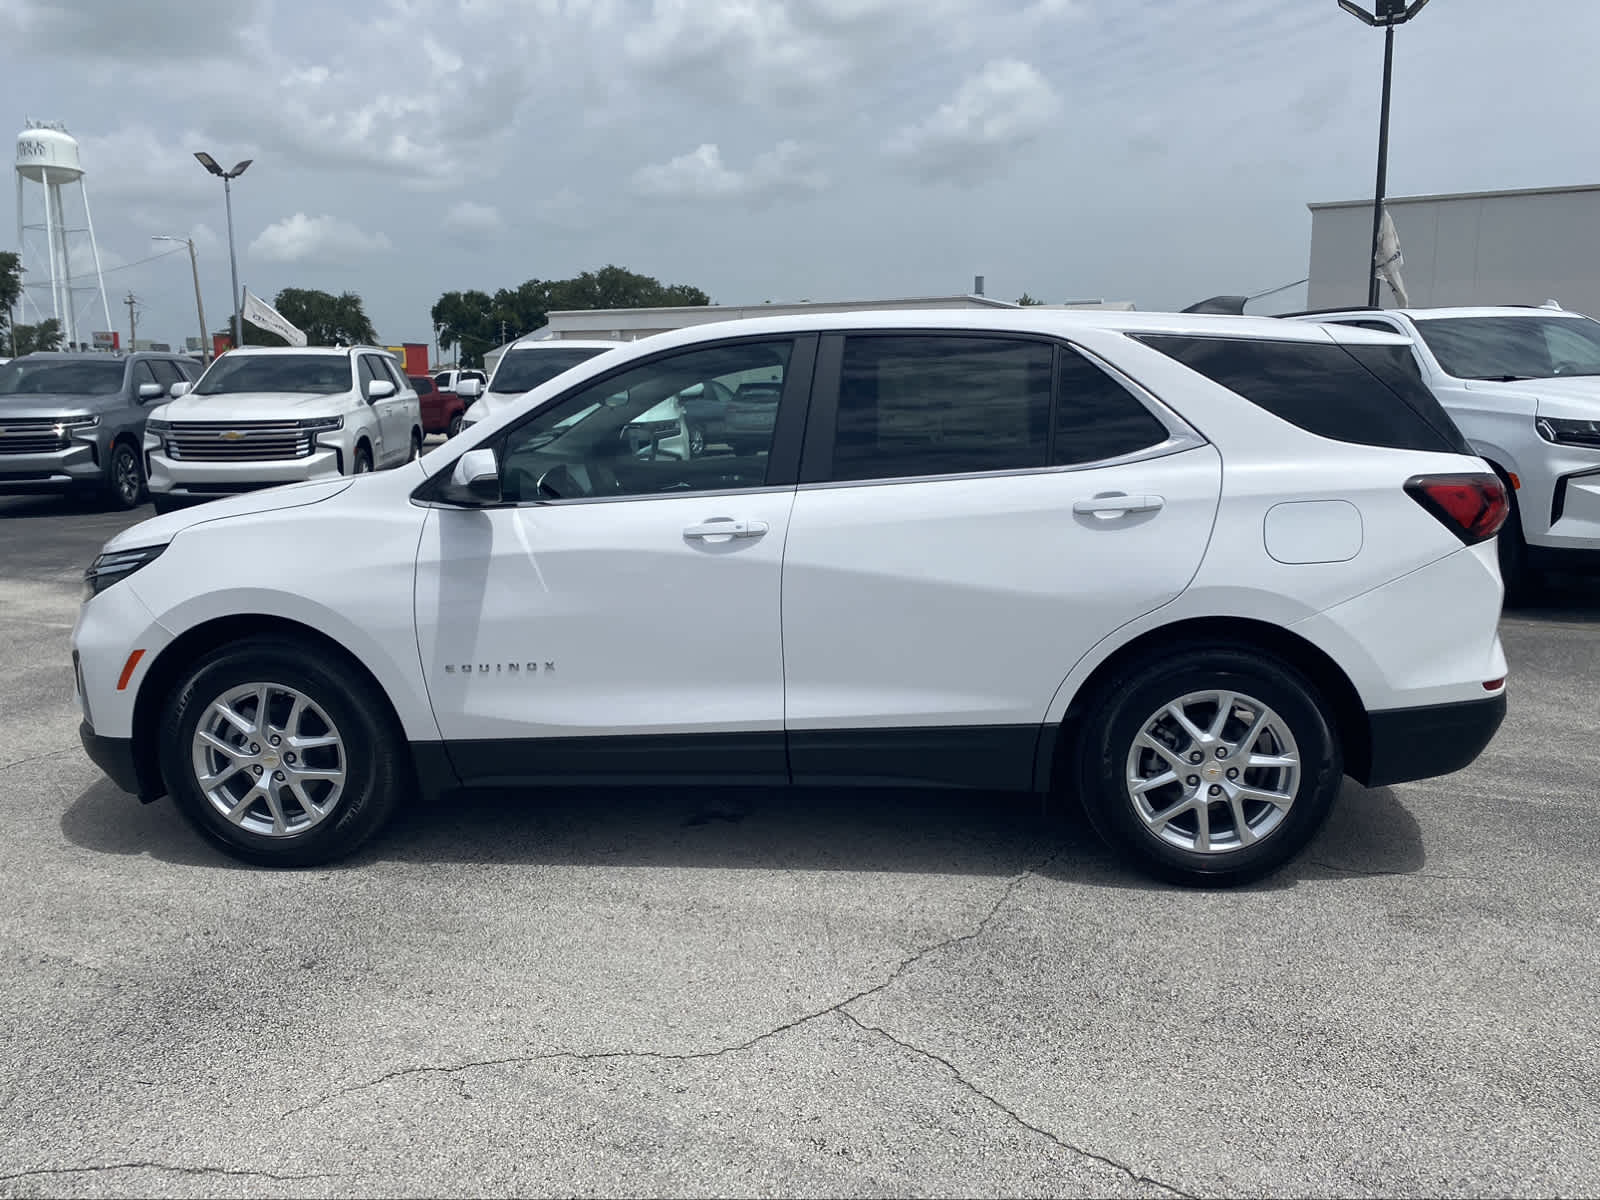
[1072,493,1165,518]
[684,518,769,541]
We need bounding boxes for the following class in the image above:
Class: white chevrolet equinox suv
[73,310,1510,886]
[144,346,425,512]
[1283,305,1600,600]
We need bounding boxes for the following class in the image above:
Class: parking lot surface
[2,492,1599,1199]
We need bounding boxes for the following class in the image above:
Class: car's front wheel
[158,636,408,866]
[352,444,373,474]
[447,412,463,438]
[1072,643,1341,887]
[105,441,146,510]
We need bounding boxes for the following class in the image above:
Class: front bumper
[78,719,147,797]
[147,446,343,496]
[0,441,104,492]
[1358,692,1507,788]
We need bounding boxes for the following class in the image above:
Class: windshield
[1414,316,1600,380]
[489,347,608,394]
[193,354,352,396]
[0,358,124,396]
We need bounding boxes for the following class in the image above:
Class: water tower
[15,119,112,351]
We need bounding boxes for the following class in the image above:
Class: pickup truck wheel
[105,441,146,510]
[409,430,423,461]
[353,444,373,474]
[447,412,463,438]
[1072,643,1341,888]
[158,636,407,866]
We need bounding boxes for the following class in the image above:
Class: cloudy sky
[5,0,1599,353]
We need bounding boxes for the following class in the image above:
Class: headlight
[84,544,167,601]
[144,418,171,435]
[55,415,99,436]
[298,416,345,432]
[1536,416,1600,448]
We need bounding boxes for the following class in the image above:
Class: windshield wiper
[1468,374,1536,382]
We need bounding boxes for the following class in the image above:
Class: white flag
[241,287,308,347]
[1374,207,1409,308]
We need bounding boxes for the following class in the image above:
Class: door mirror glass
[456,377,483,400]
[168,381,191,398]
[138,382,164,400]
[442,447,502,505]
[367,378,397,401]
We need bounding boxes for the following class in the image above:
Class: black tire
[1071,642,1342,888]
[1496,483,1539,607]
[105,441,146,510]
[409,430,423,462]
[688,424,706,458]
[158,635,408,867]
[353,444,373,474]
[447,412,463,438]
[150,494,177,515]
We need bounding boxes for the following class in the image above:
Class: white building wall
[1307,184,1600,317]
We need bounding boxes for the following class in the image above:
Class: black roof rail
[1180,295,1250,315]
[1271,305,1385,319]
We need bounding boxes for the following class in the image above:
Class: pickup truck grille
[0,418,71,455]
[165,421,312,462]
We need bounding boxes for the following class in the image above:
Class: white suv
[144,346,425,513]
[459,339,623,432]
[1284,305,1600,598]
[74,310,1509,886]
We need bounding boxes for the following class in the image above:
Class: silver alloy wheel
[1125,689,1301,854]
[190,681,347,837]
[113,444,141,504]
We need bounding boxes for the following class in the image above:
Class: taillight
[1404,473,1509,545]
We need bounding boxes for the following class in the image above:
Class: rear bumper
[1357,693,1507,788]
[78,719,147,797]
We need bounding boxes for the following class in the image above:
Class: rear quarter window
[1133,335,1471,454]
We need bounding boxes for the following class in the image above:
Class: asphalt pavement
[2,490,1598,1199]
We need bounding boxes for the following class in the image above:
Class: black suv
[0,352,200,509]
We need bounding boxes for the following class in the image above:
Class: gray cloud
[884,59,1062,184]
[631,141,827,204]
[249,213,393,263]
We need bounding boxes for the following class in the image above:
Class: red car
[411,375,466,438]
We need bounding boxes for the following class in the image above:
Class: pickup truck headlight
[298,416,345,432]
[144,418,171,435]
[55,415,99,437]
[83,544,167,601]
[1536,416,1600,448]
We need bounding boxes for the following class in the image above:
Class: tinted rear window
[1135,335,1470,454]
[490,348,607,394]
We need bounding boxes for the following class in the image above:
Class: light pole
[1338,0,1431,307]
[152,235,209,363]
[193,152,251,348]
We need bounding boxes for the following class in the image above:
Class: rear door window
[1053,349,1171,466]
[1135,335,1469,454]
[829,335,1053,482]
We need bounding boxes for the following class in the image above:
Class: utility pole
[124,291,137,353]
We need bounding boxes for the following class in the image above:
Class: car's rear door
[779,331,1223,789]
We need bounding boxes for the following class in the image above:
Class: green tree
[0,251,21,349]
[273,288,379,346]
[431,266,711,368]
[10,318,63,356]
[1017,292,1044,306]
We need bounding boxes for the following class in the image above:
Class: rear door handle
[1073,493,1165,517]
[684,518,769,540]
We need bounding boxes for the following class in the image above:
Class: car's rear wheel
[158,636,407,867]
[105,441,146,510]
[1072,643,1341,887]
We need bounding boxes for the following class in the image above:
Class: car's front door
[414,335,814,786]
[780,332,1223,790]
[371,356,413,463]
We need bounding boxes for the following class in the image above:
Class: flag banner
[241,288,308,346]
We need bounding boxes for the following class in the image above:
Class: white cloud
[442,201,504,236]
[884,58,1062,183]
[248,213,393,263]
[631,141,827,203]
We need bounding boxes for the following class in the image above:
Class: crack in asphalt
[281,848,1061,1121]
[0,747,75,774]
[836,1009,1195,1199]
[0,1161,335,1183]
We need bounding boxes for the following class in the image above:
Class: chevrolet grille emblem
[218,430,246,441]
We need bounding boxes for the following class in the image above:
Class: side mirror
[602,390,630,408]
[367,379,397,401]
[169,381,191,398]
[441,447,501,505]
[138,382,164,400]
[456,377,483,400]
